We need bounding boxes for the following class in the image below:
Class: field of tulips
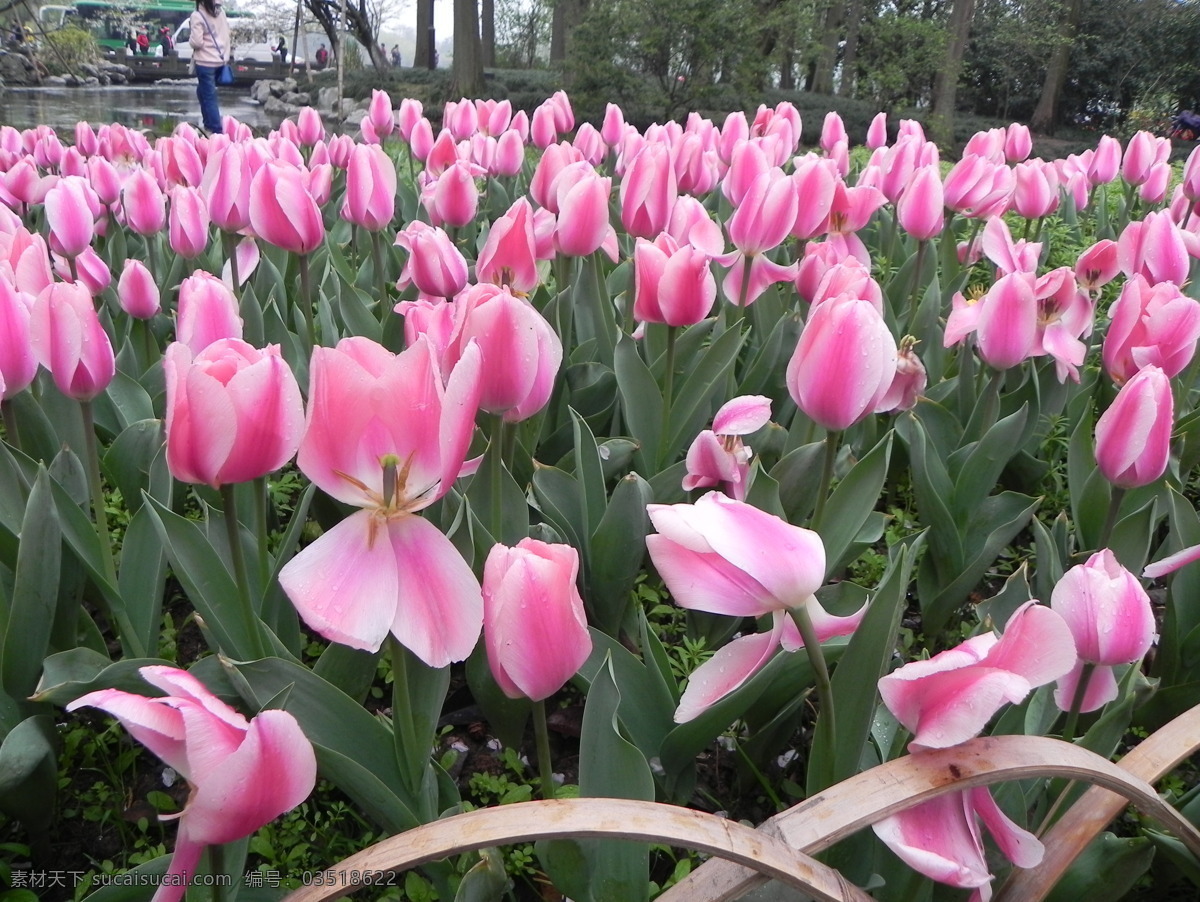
[4,88,1200,901]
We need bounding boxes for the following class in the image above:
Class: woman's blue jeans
[196,65,222,133]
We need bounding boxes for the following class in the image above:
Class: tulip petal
[712,395,772,435]
[183,709,317,844]
[675,625,781,722]
[66,689,188,774]
[969,786,1043,869]
[882,664,1033,751]
[1144,541,1200,579]
[1052,660,1119,713]
[387,514,483,667]
[872,793,992,890]
[647,533,776,617]
[983,601,1077,687]
[150,824,204,902]
[279,509,399,652]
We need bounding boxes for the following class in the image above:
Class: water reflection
[0,85,274,133]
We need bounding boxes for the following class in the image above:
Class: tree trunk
[929,0,975,146]
[836,0,864,97]
[779,42,794,90]
[451,0,483,96]
[1030,0,1082,135]
[481,0,495,68]
[414,0,434,68]
[550,0,571,63]
[809,0,844,95]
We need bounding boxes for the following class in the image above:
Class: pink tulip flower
[66,246,111,296]
[806,256,883,312]
[1139,161,1172,204]
[530,103,558,150]
[1075,239,1120,292]
[647,492,864,720]
[720,168,799,306]
[1032,267,1094,383]
[164,339,304,488]
[426,160,480,229]
[787,295,898,431]
[946,272,1038,372]
[601,103,626,147]
[493,129,525,177]
[1122,130,1166,186]
[979,216,1039,275]
[175,271,243,354]
[367,89,395,139]
[819,112,847,153]
[1117,211,1189,286]
[1089,135,1122,185]
[483,539,592,702]
[896,165,945,241]
[168,185,210,259]
[789,155,837,241]
[620,142,678,239]
[444,283,561,422]
[395,297,455,358]
[67,665,316,902]
[1051,549,1156,713]
[1004,122,1033,162]
[1011,161,1059,219]
[0,278,37,399]
[397,98,425,143]
[1094,364,1173,489]
[29,281,115,400]
[117,259,160,319]
[633,235,717,327]
[279,336,484,664]
[529,143,581,212]
[44,175,100,258]
[1104,275,1200,384]
[682,395,771,500]
[249,161,324,256]
[476,197,540,293]
[393,221,468,299]
[877,336,927,413]
[296,106,325,146]
[554,166,618,259]
[667,195,725,257]
[342,143,397,231]
[880,601,1075,751]
[201,142,252,233]
[866,112,888,149]
[122,168,166,236]
[874,787,1043,900]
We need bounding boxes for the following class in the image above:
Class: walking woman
[189,0,230,135]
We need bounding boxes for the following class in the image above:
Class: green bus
[38,0,252,54]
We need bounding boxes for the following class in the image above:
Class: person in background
[189,0,230,135]
[273,34,287,63]
[315,43,328,68]
[390,44,401,67]
[136,29,150,54]
[159,25,173,54]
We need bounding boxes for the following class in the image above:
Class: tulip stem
[223,231,240,299]
[298,253,315,349]
[489,415,506,542]
[659,326,677,463]
[811,430,840,533]
[533,699,556,800]
[1,399,21,452]
[1096,487,1126,552]
[1061,661,1096,745]
[976,366,1006,440]
[789,604,837,788]
[371,230,390,325]
[210,845,226,902]
[905,238,928,331]
[253,476,270,591]
[80,401,118,587]
[220,484,267,659]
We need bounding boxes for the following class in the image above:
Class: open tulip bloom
[68,667,316,902]
[279,336,485,666]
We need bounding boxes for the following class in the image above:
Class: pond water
[0,84,275,133]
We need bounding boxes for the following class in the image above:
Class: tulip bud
[176,271,243,354]
[476,198,539,293]
[121,168,166,236]
[786,295,898,431]
[164,339,304,488]
[30,282,115,400]
[1052,549,1156,712]
[394,222,468,299]
[1095,365,1172,488]
[483,539,592,702]
[633,236,717,327]
[168,185,211,259]
[249,161,324,256]
[118,259,161,319]
[341,143,397,231]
